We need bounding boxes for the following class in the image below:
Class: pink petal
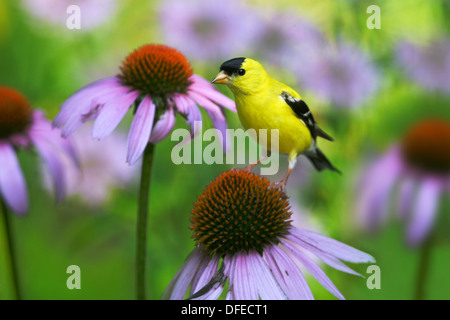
[291,240,362,277]
[175,96,203,146]
[0,142,28,215]
[31,110,80,168]
[233,252,259,300]
[188,90,230,151]
[149,107,176,144]
[189,255,224,300]
[282,239,345,300]
[162,247,207,300]
[265,245,314,300]
[171,94,188,115]
[397,178,416,219]
[289,228,375,264]
[248,250,287,300]
[126,96,156,165]
[30,135,66,203]
[92,90,139,140]
[206,108,228,151]
[190,254,220,295]
[54,77,121,137]
[357,147,403,231]
[223,254,237,300]
[189,75,237,112]
[188,90,223,115]
[407,177,441,246]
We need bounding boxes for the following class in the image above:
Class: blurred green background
[0,0,449,300]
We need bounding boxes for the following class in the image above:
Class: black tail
[304,147,341,174]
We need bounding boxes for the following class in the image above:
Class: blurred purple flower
[22,0,117,30]
[159,0,259,61]
[396,38,450,93]
[163,170,374,300]
[0,86,77,215]
[356,119,450,246]
[43,126,138,206]
[251,12,324,68]
[53,44,236,165]
[297,42,380,108]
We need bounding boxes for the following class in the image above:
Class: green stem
[136,143,155,300]
[0,199,21,300]
[414,239,432,300]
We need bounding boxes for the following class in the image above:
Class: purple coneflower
[53,44,235,300]
[357,119,450,246]
[53,44,235,165]
[159,0,258,61]
[251,12,324,69]
[396,38,450,93]
[0,86,76,215]
[163,170,374,300]
[0,86,76,300]
[297,42,380,108]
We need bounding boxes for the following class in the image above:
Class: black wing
[281,91,334,141]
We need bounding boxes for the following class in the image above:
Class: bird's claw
[271,180,287,192]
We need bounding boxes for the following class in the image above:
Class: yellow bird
[212,57,340,188]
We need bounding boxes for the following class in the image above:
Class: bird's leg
[273,155,297,191]
[242,156,267,172]
[241,150,271,172]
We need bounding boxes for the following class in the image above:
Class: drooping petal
[190,254,220,296]
[172,93,188,115]
[30,134,66,203]
[295,243,362,277]
[282,239,345,300]
[92,90,139,140]
[31,110,80,168]
[0,142,28,215]
[247,250,288,300]
[188,90,223,115]
[289,228,375,264]
[357,147,403,231]
[189,255,225,300]
[185,99,203,134]
[53,77,121,137]
[126,96,156,165]
[407,178,441,246]
[175,95,203,146]
[223,254,237,300]
[206,108,227,150]
[264,244,314,300]
[189,75,236,112]
[233,252,259,300]
[397,177,416,219]
[149,107,176,144]
[188,90,229,150]
[53,77,117,126]
[82,84,131,123]
[161,247,208,300]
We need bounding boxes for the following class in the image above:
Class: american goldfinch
[212,57,340,188]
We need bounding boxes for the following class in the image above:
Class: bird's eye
[238,69,246,76]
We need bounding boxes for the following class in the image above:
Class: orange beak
[211,71,229,84]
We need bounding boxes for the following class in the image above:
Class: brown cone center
[0,87,32,139]
[401,119,450,174]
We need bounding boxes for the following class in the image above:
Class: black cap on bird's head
[219,57,246,76]
[212,57,246,84]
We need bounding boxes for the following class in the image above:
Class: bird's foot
[271,180,287,192]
